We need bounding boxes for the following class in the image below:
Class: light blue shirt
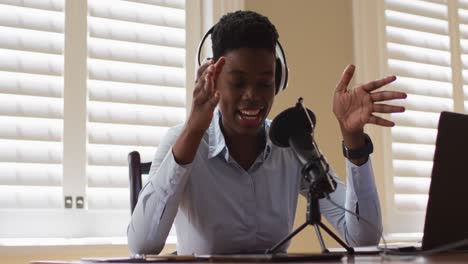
[127,110,382,255]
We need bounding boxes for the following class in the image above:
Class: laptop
[421,111,468,250]
[342,111,468,254]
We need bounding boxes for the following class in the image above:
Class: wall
[6,1,356,263]
[245,0,355,252]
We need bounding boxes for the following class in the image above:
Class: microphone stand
[265,148,355,255]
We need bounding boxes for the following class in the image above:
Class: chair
[128,151,152,214]
[128,151,178,255]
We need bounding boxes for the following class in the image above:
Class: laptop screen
[422,111,468,250]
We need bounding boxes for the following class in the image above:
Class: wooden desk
[30,252,468,264]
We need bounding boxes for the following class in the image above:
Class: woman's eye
[260,83,274,89]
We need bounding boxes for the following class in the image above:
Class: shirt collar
[207,109,227,160]
[207,108,273,162]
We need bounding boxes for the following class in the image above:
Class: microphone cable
[324,193,389,255]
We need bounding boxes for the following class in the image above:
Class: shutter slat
[0,72,62,98]
[392,143,435,161]
[88,38,184,68]
[385,10,448,35]
[387,26,449,51]
[89,17,184,48]
[0,163,61,186]
[394,177,431,194]
[87,144,155,166]
[393,160,433,178]
[387,42,451,67]
[458,8,468,24]
[88,0,184,29]
[88,59,184,88]
[389,76,452,98]
[388,59,452,83]
[0,139,62,164]
[0,0,64,12]
[0,49,63,76]
[391,110,440,129]
[0,116,61,142]
[124,0,185,9]
[395,194,429,211]
[87,165,128,188]
[88,101,185,127]
[460,0,468,10]
[0,94,63,119]
[87,187,129,210]
[0,4,63,33]
[391,126,437,145]
[0,186,62,208]
[88,122,168,146]
[392,94,453,113]
[0,26,63,54]
[385,0,447,20]
[459,24,468,39]
[88,80,185,108]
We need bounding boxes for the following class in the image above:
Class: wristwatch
[342,133,374,159]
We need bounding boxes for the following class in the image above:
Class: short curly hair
[211,10,279,61]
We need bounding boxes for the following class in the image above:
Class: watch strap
[342,133,374,159]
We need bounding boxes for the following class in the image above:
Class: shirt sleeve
[302,159,383,247]
[127,125,193,255]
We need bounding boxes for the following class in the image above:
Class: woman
[127,10,406,255]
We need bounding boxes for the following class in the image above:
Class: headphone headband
[196,25,289,95]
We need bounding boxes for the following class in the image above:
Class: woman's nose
[242,85,258,99]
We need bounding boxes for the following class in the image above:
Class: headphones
[196,25,289,95]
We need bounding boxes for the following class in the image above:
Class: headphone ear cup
[275,58,283,95]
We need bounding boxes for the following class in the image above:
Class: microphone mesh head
[269,105,316,147]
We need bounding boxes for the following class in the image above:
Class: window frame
[0,0,249,246]
[352,0,465,241]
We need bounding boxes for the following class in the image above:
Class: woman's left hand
[333,64,407,134]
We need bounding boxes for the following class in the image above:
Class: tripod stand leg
[319,222,354,254]
[313,224,329,253]
[265,222,308,254]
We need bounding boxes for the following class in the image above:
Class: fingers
[335,64,355,93]
[368,114,395,127]
[214,57,226,80]
[362,75,397,92]
[373,103,405,114]
[204,64,215,94]
[196,59,214,82]
[370,91,407,102]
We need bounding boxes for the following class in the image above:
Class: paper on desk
[82,255,199,263]
[328,242,422,254]
[328,246,381,254]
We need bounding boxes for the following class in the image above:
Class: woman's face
[216,47,276,137]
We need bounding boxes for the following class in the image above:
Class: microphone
[269,98,336,196]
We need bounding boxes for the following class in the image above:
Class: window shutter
[383,0,457,235]
[459,0,468,111]
[86,0,186,237]
[0,0,65,237]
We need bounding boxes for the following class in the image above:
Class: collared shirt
[127,110,382,255]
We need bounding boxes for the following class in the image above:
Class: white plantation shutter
[459,0,468,111]
[0,0,65,237]
[86,0,186,237]
[378,0,467,236]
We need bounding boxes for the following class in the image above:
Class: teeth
[240,109,261,116]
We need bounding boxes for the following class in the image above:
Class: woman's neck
[221,123,266,171]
